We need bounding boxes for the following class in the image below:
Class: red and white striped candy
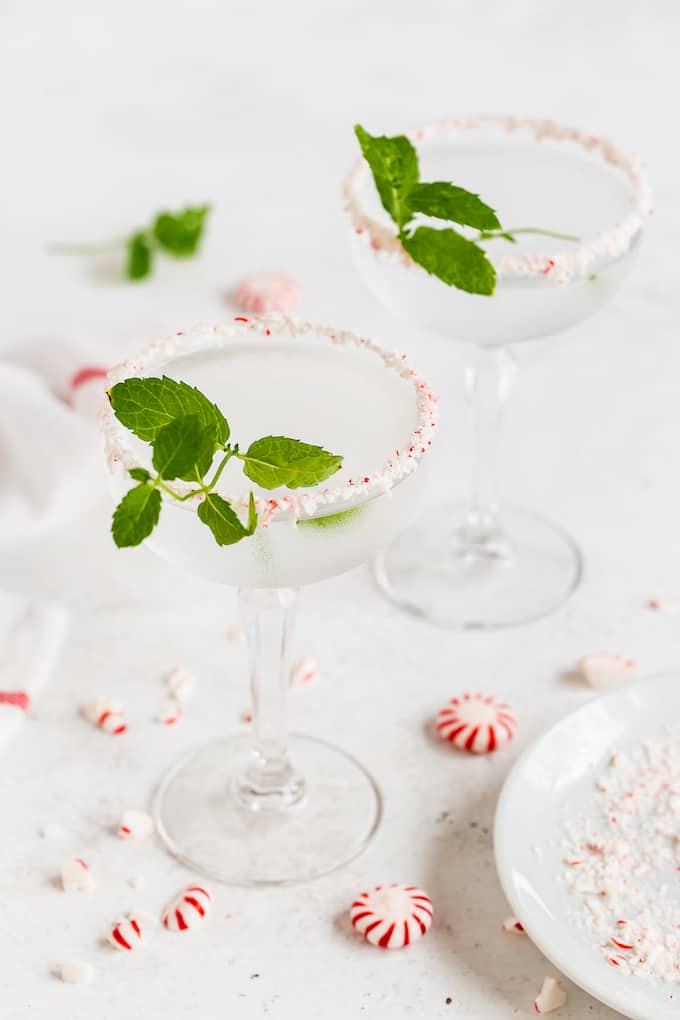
[350,884,432,949]
[81,699,127,735]
[162,885,212,932]
[235,271,298,315]
[108,912,156,951]
[61,857,94,893]
[158,702,183,726]
[436,693,516,753]
[578,652,637,690]
[290,655,319,689]
[117,810,154,840]
[534,976,567,1013]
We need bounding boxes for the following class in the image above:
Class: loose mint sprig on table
[108,376,343,548]
[354,125,578,296]
[48,205,211,281]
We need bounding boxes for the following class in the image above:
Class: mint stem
[47,238,126,255]
[475,227,580,243]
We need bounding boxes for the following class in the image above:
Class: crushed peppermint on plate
[562,735,680,984]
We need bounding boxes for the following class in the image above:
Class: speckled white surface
[1,1,679,1017]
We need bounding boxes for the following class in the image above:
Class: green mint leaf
[241,436,343,490]
[407,182,500,231]
[152,205,210,257]
[111,484,161,547]
[109,375,230,445]
[151,414,215,481]
[128,467,152,482]
[126,232,153,280]
[197,493,249,546]
[401,226,496,296]
[354,124,418,230]
[246,491,257,535]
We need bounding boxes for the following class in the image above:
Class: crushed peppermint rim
[343,114,653,286]
[101,316,439,525]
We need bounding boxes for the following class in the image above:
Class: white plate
[494,673,680,1020]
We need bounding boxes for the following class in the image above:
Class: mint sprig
[49,204,211,282]
[109,376,343,549]
[354,125,580,296]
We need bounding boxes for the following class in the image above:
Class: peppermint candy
[533,976,567,1013]
[61,857,94,893]
[69,366,108,420]
[578,652,637,690]
[162,885,212,932]
[235,271,298,315]
[117,810,154,840]
[436,693,516,753]
[81,699,127,735]
[350,884,433,949]
[290,656,319,689]
[108,912,156,951]
[158,702,183,726]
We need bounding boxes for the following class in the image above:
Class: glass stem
[235,587,305,812]
[462,346,516,549]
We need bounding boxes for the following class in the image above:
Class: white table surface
[1,1,679,1016]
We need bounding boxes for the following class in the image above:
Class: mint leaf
[407,182,500,231]
[126,232,153,280]
[129,467,151,482]
[354,125,418,230]
[109,376,229,445]
[240,437,343,490]
[152,414,215,481]
[401,226,496,295]
[152,205,210,257]
[198,493,249,546]
[247,491,257,535]
[111,484,161,547]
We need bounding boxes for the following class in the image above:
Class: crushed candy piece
[501,916,525,934]
[647,595,680,615]
[290,656,320,689]
[59,960,94,984]
[118,810,154,840]
[81,699,127,735]
[235,271,298,315]
[436,693,516,753]
[578,652,637,690]
[61,857,94,893]
[534,976,567,1013]
[226,625,245,643]
[108,911,156,951]
[350,884,432,949]
[164,667,195,703]
[158,702,183,726]
[0,690,30,711]
[163,885,212,932]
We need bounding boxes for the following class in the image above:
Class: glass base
[153,734,382,886]
[374,502,582,629]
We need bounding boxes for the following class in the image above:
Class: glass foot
[374,502,582,629]
[153,734,382,886]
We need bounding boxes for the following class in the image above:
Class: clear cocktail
[102,316,438,885]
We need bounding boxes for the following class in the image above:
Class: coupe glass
[343,115,652,629]
[102,317,437,885]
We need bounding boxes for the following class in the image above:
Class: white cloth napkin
[0,337,107,748]
[0,592,67,748]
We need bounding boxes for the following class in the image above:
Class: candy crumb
[59,961,94,984]
[534,977,567,1013]
[501,916,525,934]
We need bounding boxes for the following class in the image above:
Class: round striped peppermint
[350,884,432,949]
[162,885,212,932]
[235,270,298,315]
[436,693,516,753]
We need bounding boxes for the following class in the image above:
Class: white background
[1,1,679,1017]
